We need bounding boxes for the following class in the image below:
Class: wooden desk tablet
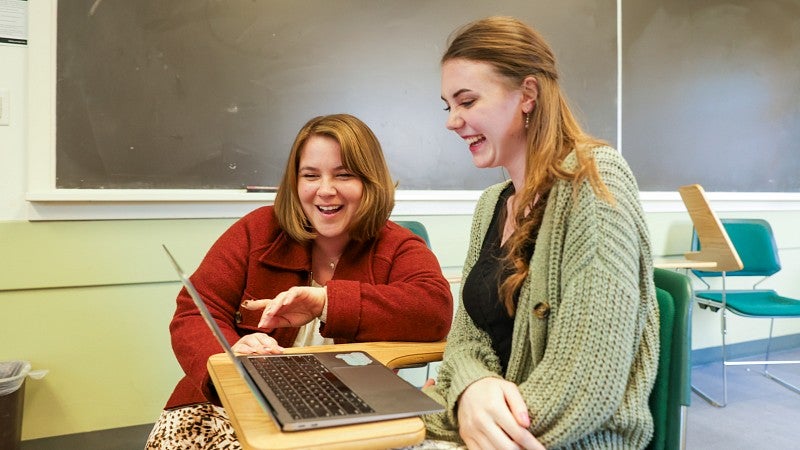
[653,258,717,270]
[207,341,446,450]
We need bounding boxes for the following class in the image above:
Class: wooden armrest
[283,341,446,370]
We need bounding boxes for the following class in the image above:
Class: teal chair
[691,218,800,406]
[648,268,693,450]
[394,220,435,379]
[394,220,431,248]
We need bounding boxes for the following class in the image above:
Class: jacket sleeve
[321,226,454,342]
[168,214,256,403]
[516,151,658,446]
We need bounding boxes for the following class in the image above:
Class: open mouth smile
[317,205,343,215]
[465,135,486,149]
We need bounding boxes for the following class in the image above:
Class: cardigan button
[533,302,551,319]
[235,310,242,324]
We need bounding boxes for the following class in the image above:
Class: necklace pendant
[329,261,336,270]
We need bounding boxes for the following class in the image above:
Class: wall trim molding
[25,190,800,221]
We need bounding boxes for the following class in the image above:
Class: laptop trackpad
[332,365,431,413]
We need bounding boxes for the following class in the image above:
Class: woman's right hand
[457,377,545,450]
[231,332,285,355]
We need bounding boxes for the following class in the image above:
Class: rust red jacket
[165,206,453,408]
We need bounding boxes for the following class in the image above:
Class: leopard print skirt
[145,403,241,450]
[144,402,463,449]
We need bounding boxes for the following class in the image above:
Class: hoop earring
[524,112,530,129]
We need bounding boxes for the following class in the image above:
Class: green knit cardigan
[422,146,659,449]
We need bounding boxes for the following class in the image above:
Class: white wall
[0,40,27,221]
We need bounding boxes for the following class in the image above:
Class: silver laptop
[162,245,444,431]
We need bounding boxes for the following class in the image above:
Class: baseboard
[21,423,153,450]
[692,332,800,366]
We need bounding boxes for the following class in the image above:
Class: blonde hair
[274,114,395,242]
[443,16,613,315]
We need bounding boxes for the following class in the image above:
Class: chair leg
[679,405,688,450]
[761,369,800,394]
[690,307,728,407]
[751,318,800,395]
[721,306,729,406]
[692,277,800,403]
[692,272,728,407]
[764,318,776,371]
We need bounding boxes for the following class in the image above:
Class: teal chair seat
[697,289,800,317]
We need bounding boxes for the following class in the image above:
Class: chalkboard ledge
[24,189,800,221]
[24,189,484,221]
[639,191,800,213]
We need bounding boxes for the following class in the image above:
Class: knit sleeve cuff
[319,293,329,322]
[445,356,501,407]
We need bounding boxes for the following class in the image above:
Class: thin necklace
[314,248,342,271]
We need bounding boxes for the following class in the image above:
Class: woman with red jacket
[146,114,453,449]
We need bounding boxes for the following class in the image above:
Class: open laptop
[162,245,443,431]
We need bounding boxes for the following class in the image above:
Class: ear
[520,76,538,113]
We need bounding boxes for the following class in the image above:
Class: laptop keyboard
[250,354,375,420]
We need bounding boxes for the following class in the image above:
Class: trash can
[0,361,31,450]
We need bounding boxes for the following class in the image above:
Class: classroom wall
[0,216,470,440]
[2,212,800,441]
[3,5,800,443]
[0,35,25,220]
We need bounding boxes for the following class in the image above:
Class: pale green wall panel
[0,219,235,291]
[1,211,799,440]
[0,283,182,440]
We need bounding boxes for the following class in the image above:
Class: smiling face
[441,58,531,177]
[297,134,364,247]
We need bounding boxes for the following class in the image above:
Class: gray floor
[20,423,152,450]
[686,347,800,450]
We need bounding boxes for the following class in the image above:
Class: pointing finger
[242,299,270,310]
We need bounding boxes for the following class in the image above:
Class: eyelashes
[442,100,475,112]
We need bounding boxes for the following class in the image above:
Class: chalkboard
[623,0,800,192]
[55,0,617,190]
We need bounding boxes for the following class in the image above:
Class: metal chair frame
[691,218,800,407]
[676,184,744,407]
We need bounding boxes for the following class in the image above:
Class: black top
[462,184,524,373]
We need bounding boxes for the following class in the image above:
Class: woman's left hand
[231,332,285,355]
[243,286,327,328]
[457,377,545,450]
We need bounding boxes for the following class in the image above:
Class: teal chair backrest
[691,218,781,278]
[648,268,693,450]
[394,220,431,248]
